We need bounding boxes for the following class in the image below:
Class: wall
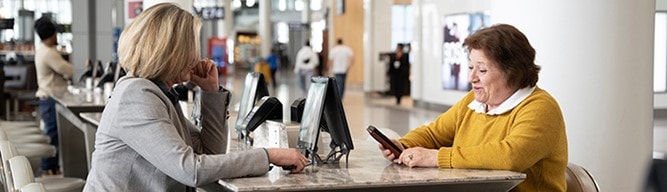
[413,0,654,191]
[71,0,117,83]
[331,0,364,86]
[656,0,667,109]
[410,0,490,106]
[362,0,392,92]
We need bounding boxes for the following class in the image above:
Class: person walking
[266,49,280,88]
[328,38,353,99]
[294,41,319,93]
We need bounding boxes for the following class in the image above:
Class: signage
[194,7,224,20]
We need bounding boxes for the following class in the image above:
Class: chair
[0,141,85,192]
[566,163,600,192]
[21,182,47,192]
[3,64,38,121]
[8,156,34,191]
[6,156,54,192]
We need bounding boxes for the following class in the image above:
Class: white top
[328,45,353,74]
[467,86,536,115]
[35,42,74,99]
[293,46,319,74]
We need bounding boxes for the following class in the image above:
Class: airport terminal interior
[0,0,666,191]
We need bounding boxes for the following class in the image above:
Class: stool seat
[21,182,47,192]
[36,177,86,192]
[8,134,50,144]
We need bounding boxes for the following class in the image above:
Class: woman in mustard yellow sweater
[379,24,567,192]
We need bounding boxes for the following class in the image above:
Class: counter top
[218,142,526,192]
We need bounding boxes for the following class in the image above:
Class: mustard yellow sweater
[400,87,567,192]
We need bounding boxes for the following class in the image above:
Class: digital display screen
[297,78,327,152]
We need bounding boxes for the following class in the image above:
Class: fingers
[290,152,309,173]
[190,58,219,92]
[379,144,397,162]
[398,149,416,167]
[267,148,309,173]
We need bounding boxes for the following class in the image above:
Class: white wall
[363,0,392,92]
[656,0,667,108]
[412,0,654,191]
[411,0,490,106]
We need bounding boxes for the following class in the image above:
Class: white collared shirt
[467,86,536,115]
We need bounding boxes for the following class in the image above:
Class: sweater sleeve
[398,92,471,150]
[438,92,565,171]
[45,49,73,79]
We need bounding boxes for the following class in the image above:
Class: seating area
[566,163,600,192]
[0,121,85,192]
[2,64,39,121]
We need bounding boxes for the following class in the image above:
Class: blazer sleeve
[112,83,269,187]
[189,88,231,154]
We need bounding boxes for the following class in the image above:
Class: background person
[266,49,280,88]
[378,24,568,192]
[34,16,74,176]
[388,44,410,105]
[328,38,353,99]
[293,41,319,93]
[84,4,308,191]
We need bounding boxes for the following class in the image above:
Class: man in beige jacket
[34,16,73,175]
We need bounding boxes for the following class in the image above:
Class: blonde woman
[84,3,308,191]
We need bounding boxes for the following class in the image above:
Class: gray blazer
[84,77,269,192]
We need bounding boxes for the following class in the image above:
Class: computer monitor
[296,79,327,162]
[296,76,354,164]
[235,72,271,140]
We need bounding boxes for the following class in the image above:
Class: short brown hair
[118,3,202,82]
[464,24,540,88]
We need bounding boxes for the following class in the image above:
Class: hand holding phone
[367,125,402,158]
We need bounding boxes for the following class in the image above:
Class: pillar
[222,0,233,37]
[143,0,193,12]
[259,0,271,58]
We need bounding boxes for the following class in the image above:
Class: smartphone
[367,125,402,158]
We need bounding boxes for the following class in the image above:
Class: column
[222,0,233,37]
[302,0,311,23]
[491,1,654,191]
[259,0,271,58]
[143,0,193,12]
[362,0,391,92]
[71,0,95,79]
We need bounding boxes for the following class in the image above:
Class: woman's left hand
[397,147,439,168]
[190,58,219,92]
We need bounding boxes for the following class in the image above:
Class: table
[217,142,526,192]
[53,90,105,179]
[62,104,526,191]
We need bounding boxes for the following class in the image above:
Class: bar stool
[6,156,52,192]
[20,182,48,192]
[0,130,50,145]
[8,156,33,191]
[0,141,85,192]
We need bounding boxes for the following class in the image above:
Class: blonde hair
[117,3,202,82]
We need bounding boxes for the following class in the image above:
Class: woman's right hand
[266,148,309,173]
[378,139,405,163]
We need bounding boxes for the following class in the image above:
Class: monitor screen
[296,76,354,163]
[296,78,327,158]
[321,77,354,154]
[235,72,270,137]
